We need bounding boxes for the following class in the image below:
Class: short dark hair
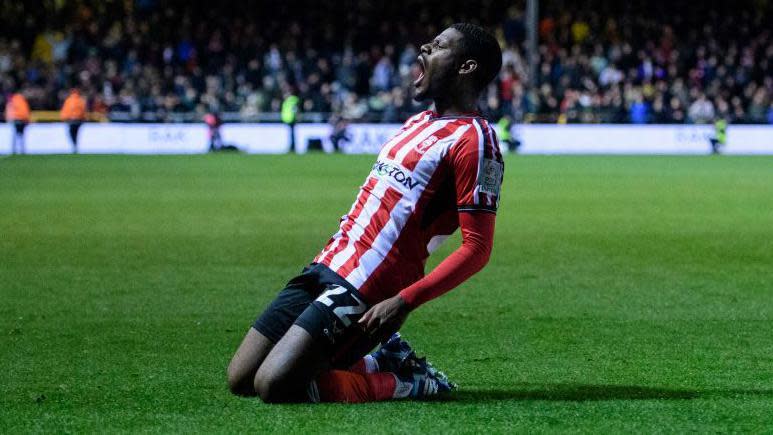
[451,23,502,91]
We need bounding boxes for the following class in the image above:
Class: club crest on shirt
[479,159,503,196]
[416,135,438,154]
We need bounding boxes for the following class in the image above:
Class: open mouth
[414,56,426,87]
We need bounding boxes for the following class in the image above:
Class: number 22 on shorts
[316,285,367,327]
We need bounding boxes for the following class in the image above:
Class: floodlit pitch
[1,154,772,432]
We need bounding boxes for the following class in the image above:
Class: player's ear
[458,59,478,76]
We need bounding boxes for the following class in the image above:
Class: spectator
[748,88,770,123]
[650,97,668,124]
[5,92,30,154]
[629,93,649,124]
[203,112,223,152]
[371,56,395,93]
[709,118,727,154]
[496,114,520,152]
[599,63,624,87]
[768,102,773,124]
[329,115,351,152]
[281,86,300,152]
[60,88,87,153]
[688,93,715,124]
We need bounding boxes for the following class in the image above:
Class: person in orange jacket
[5,92,31,154]
[60,88,87,153]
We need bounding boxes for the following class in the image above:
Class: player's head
[414,23,502,102]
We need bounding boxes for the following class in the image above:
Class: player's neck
[432,94,479,117]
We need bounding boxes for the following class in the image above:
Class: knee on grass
[253,369,295,403]
[226,360,257,397]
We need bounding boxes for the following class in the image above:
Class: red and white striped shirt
[314,110,504,303]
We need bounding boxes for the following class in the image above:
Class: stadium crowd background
[1,0,772,124]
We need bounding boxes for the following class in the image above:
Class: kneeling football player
[227,23,504,403]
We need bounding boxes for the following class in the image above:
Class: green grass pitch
[1,153,772,433]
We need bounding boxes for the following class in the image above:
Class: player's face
[414,28,465,101]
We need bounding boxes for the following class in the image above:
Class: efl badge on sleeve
[479,159,503,196]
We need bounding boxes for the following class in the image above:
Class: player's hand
[358,295,410,338]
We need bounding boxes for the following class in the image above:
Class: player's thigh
[254,324,328,402]
[252,268,321,345]
[227,327,274,394]
[330,330,381,369]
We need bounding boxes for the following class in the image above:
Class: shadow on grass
[426,383,773,403]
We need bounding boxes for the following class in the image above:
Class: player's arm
[358,211,495,336]
[402,211,494,306]
[360,212,496,335]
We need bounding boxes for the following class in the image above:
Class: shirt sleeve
[398,211,495,308]
[449,119,504,213]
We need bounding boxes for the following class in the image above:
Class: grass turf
[1,153,772,433]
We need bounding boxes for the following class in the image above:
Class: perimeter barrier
[1,123,770,155]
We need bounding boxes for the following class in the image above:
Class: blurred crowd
[1,0,772,124]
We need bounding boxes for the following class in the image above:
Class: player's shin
[314,370,397,403]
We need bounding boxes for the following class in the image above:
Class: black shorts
[253,263,374,364]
